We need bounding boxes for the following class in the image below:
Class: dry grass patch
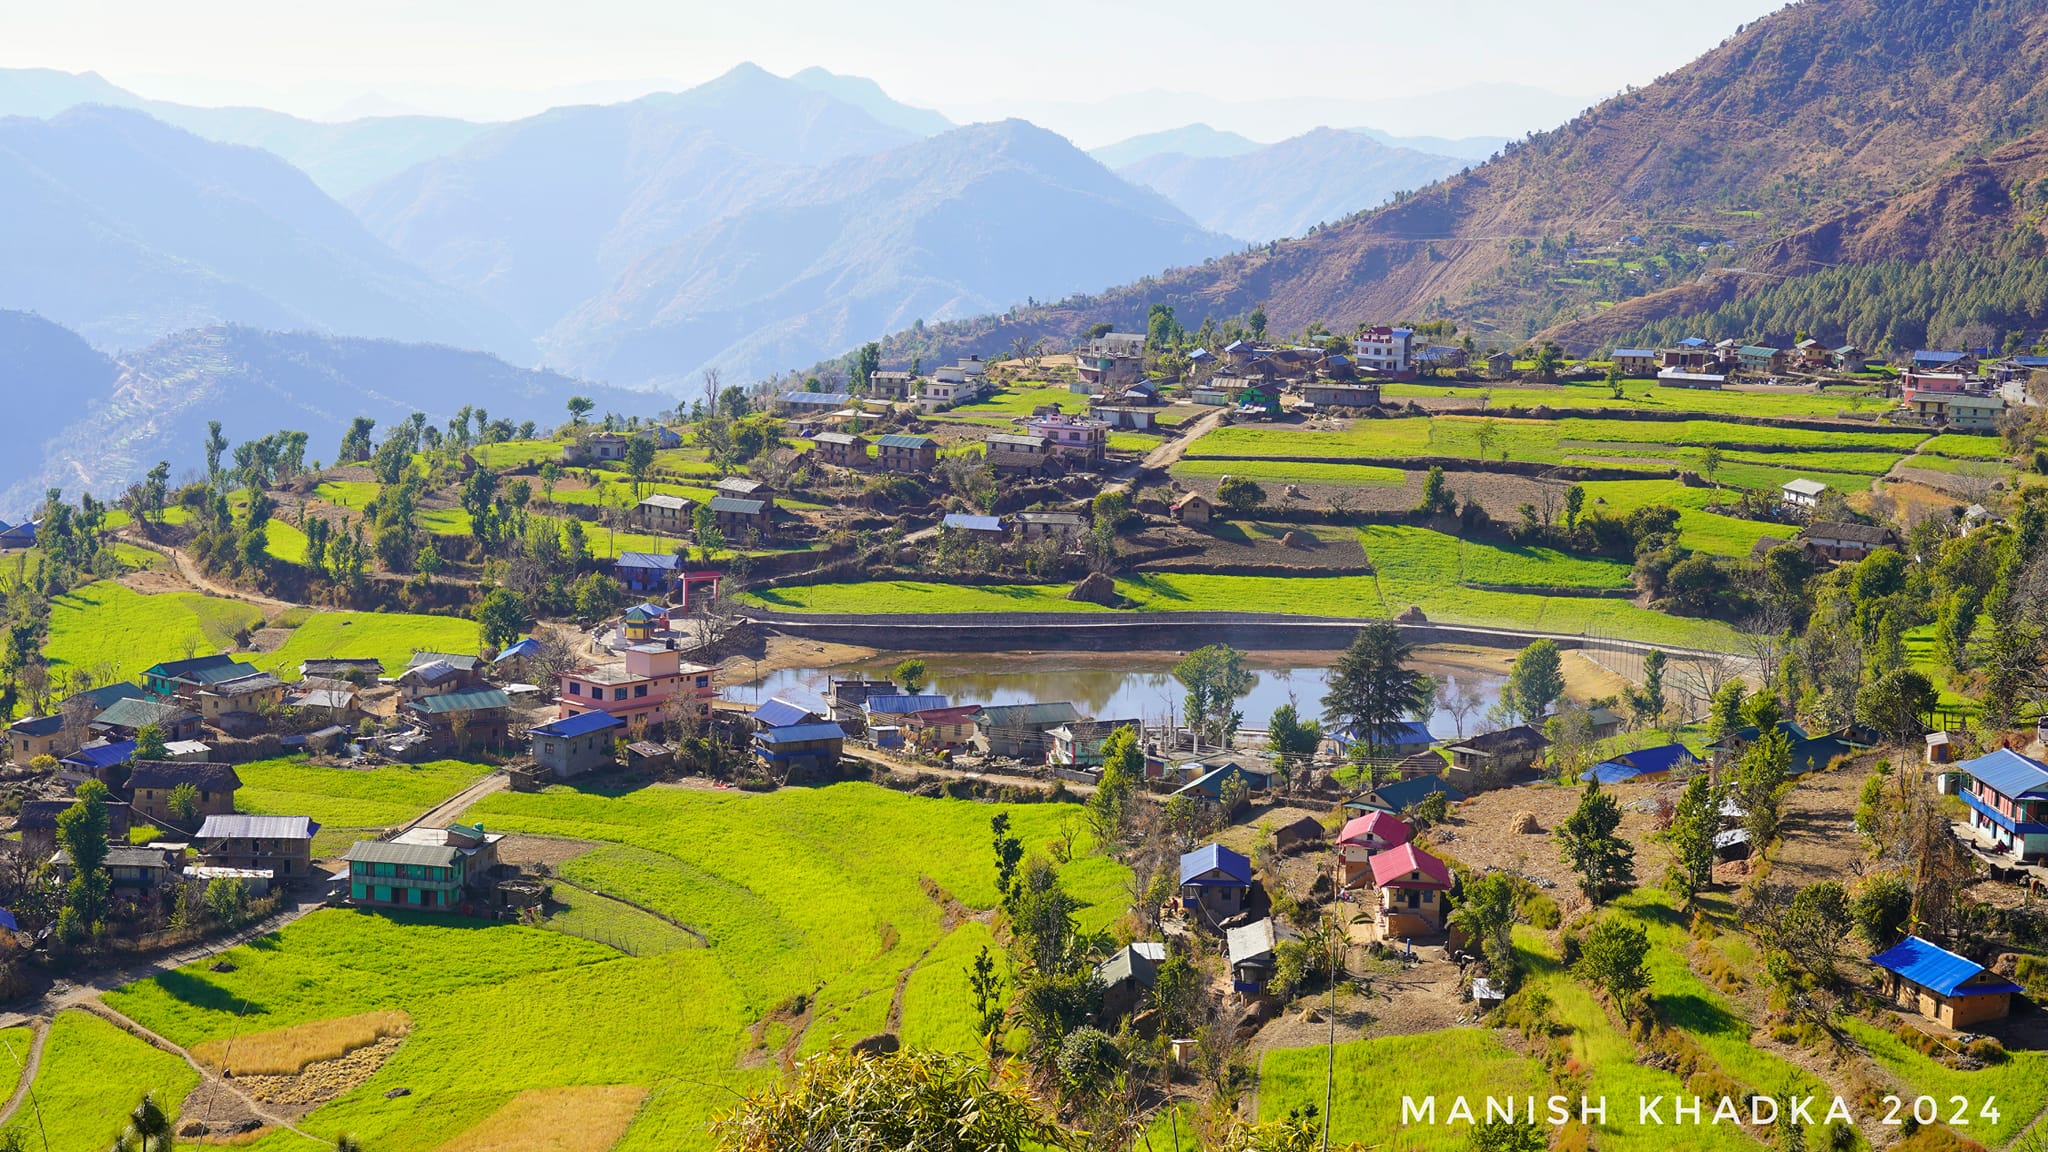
[436,1084,648,1152]
[192,1010,409,1075]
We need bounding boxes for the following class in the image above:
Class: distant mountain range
[853,0,2048,361]
[0,105,527,358]
[1116,128,1466,242]
[0,67,488,197]
[0,314,646,518]
[1090,124,1263,169]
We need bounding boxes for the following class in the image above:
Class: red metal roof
[1337,811,1412,848]
[1368,842,1451,889]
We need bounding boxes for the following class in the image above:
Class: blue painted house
[1957,749,2048,862]
[527,710,622,778]
[1178,844,1253,923]
[1869,935,2023,1028]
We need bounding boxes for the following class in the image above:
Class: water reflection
[727,653,1506,739]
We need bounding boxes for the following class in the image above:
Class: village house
[1443,725,1550,791]
[58,844,177,891]
[610,552,723,603]
[1955,748,2048,861]
[862,693,949,730]
[1076,332,1147,388]
[1355,327,1415,376]
[579,431,630,462]
[915,373,984,412]
[1347,773,1466,816]
[1170,491,1213,525]
[1486,350,1516,379]
[1094,941,1167,1022]
[0,520,35,550]
[344,823,502,911]
[1910,350,1978,374]
[1227,918,1297,995]
[750,697,823,730]
[7,714,67,763]
[127,760,240,824]
[1368,842,1453,939]
[1092,404,1157,430]
[1792,339,1832,370]
[1015,511,1087,541]
[194,671,285,731]
[527,711,623,778]
[1658,368,1728,389]
[1706,720,1809,769]
[1798,520,1897,563]
[867,370,914,399]
[709,495,772,539]
[753,721,846,778]
[16,797,131,860]
[1581,742,1701,785]
[1331,720,1434,759]
[810,431,868,468]
[942,513,1004,538]
[907,704,980,751]
[1736,345,1789,376]
[397,658,471,702]
[774,391,854,417]
[195,814,318,881]
[93,697,203,743]
[1299,382,1383,409]
[1047,718,1143,770]
[715,477,766,500]
[1946,392,2006,431]
[299,658,383,683]
[1189,381,1236,406]
[1868,935,2022,1029]
[1178,843,1253,924]
[1834,345,1868,373]
[635,493,693,534]
[874,433,939,473]
[1781,477,1829,511]
[141,654,258,698]
[1171,760,1275,803]
[1272,814,1325,854]
[57,740,134,787]
[1024,415,1109,465]
[404,688,511,750]
[972,701,1082,760]
[986,433,1050,472]
[285,681,361,725]
[558,646,717,729]
[1611,349,1659,376]
[1336,810,1413,889]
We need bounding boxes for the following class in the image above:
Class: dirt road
[116,533,303,613]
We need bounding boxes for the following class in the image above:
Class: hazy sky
[5,0,1787,141]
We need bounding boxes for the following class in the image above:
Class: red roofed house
[906,704,980,752]
[1336,811,1412,889]
[1369,842,1452,939]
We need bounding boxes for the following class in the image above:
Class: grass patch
[1191,415,1925,465]
[234,758,492,832]
[1918,433,2012,460]
[192,1010,411,1075]
[2,1011,198,1150]
[437,1085,648,1152]
[314,480,381,511]
[468,439,568,469]
[253,610,480,679]
[940,385,1089,416]
[545,883,703,957]
[1258,1030,1545,1150]
[1360,524,1633,590]
[46,581,265,684]
[1380,382,1891,420]
[1839,1017,2048,1146]
[1170,458,1407,487]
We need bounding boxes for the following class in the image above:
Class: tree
[1216,475,1265,513]
[1417,465,1457,517]
[337,416,376,464]
[892,658,928,694]
[205,876,251,926]
[1577,918,1650,1010]
[476,588,531,649]
[1667,773,1718,902]
[1265,704,1322,784]
[1448,872,1522,986]
[56,779,112,942]
[1707,680,1747,740]
[1558,780,1634,905]
[1700,445,1725,488]
[1564,484,1586,530]
[851,342,882,392]
[1248,304,1268,340]
[709,1049,1071,1151]
[114,1092,174,1152]
[539,460,562,505]
[1087,724,1141,846]
[1504,640,1565,724]
[1473,418,1499,460]
[1322,623,1433,765]
[134,722,168,761]
[1174,644,1255,748]
[966,944,1007,1065]
[1850,873,1913,948]
[567,396,596,425]
[1857,667,1937,743]
[625,436,657,498]
[1736,727,1793,849]
[1626,649,1667,729]
[203,419,228,482]
[991,812,1024,908]
[1778,880,1853,985]
[1470,1118,1548,1152]
[167,782,201,824]
[1534,342,1565,384]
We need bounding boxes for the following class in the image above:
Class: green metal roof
[345,840,459,868]
[408,688,510,715]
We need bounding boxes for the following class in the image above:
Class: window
[569,683,582,696]
[544,742,557,755]
[634,685,647,698]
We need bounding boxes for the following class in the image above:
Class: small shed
[1271,814,1325,854]
[1178,843,1253,924]
[1171,491,1213,526]
[1926,731,1953,765]
[1868,935,2023,1029]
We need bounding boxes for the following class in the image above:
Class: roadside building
[528,711,623,778]
[1797,521,1896,563]
[611,552,723,604]
[874,433,939,473]
[753,721,846,778]
[1024,415,1109,465]
[1178,843,1253,923]
[1076,333,1146,388]
[344,823,502,911]
[127,760,240,824]
[195,814,318,881]
[972,701,1082,760]
[709,495,772,539]
[1015,511,1087,541]
[1956,748,2048,862]
[1299,383,1383,409]
[1047,718,1143,770]
[1781,477,1829,510]
[1946,392,2006,431]
[862,694,950,728]
[1657,368,1727,389]
[907,705,980,751]
[404,688,511,751]
[986,433,1050,472]
[1355,327,1415,376]
[1611,349,1659,376]
[58,844,176,891]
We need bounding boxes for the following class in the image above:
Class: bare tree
[1437,676,1484,738]
[1665,652,1737,722]
[1738,604,1796,696]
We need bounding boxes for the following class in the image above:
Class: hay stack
[1068,572,1119,605]
[1396,605,1429,624]
[1509,811,1539,834]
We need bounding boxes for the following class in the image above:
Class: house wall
[132,785,235,824]
[201,837,312,878]
[1182,883,1246,922]
[535,730,616,778]
[9,730,63,763]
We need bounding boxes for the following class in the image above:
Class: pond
[724,651,1508,739]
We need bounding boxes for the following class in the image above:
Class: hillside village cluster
[0,306,2043,1148]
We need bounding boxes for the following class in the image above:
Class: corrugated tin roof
[528,711,623,739]
[408,688,510,715]
[1868,935,2024,997]
[755,722,846,744]
[1338,811,1412,847]
[1179,843,1251,886]
[943,514,1003,532]
[863,694,950,714]
[616,551,681,570]
[874,434,935,449]
[1369,842,1451,888]
[346,840,459,868]
[751,698,820,728]
[1959,749,2048,800]
[707,496,766,514]
[198,814,317,840]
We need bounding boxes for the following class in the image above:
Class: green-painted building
[344,824,501,910]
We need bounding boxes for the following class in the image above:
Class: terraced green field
[254,610,480,678]
[46,581,265,684]
[1190,415,1926,466]
[98,784,1125,1152]
[1,1012,198,1149]
[1170,458,1407,486]
[235,757,494,855]
[1379,382,1888,419]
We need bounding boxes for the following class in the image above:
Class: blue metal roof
[529,711,624,739]
[863,694,951,714]
[1356,774,1465,812]
[1613,743,1699,775]
[1959,748,2048,800]
[1613,348,1658,358]
[1869,936,2024,997]
[1582,760,1650,784]
[755,722,846,744]
[1678,337,1708,347]
[1913,350,1969,364]
[493,637,543,662]
[61,740,135,769]
[751,698,819,728]
[615,552,680,571]
[1333,720,1432,748]
[943,514,1004,532]
[2010,355,2048,367]
[1179,843,1252,886]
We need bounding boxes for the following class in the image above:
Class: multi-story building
[196,814,319,881]
[344,823,502,911]
[558,645,717,730]
[1023,415,1108,465]
[1354,327,1414,375]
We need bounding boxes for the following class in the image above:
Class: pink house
[558,645,717,731]
[1336,811,1412,889]
[1368,842,1452,938]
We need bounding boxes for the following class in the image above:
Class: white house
[1781,478,1829,510]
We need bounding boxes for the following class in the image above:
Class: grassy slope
[46,581,265,683]
[253,611,480,679]
[1,1012,199,1149]
[1380,382,1890,420]
[234,757,493,854]
[1258,1030,1546,1150]
[104,785,1125,1152]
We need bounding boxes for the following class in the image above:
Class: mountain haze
[857,0,2048,360]
[0,105,526,357]
[546,119,1233,388]
[1118,128,1465,242]
[1090,124,1263,169]
[788,67,952,136]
